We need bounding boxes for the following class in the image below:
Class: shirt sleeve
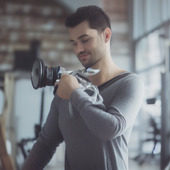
[22,95,64,170]
[70,74,144,141]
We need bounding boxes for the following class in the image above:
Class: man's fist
[56,74,80,100]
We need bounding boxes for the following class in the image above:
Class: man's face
[68,21,106,69]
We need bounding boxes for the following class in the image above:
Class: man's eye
[72,42,77,46]
[82,39,89,43]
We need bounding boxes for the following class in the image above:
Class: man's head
[65,5,111,33]
[65,6,112,69]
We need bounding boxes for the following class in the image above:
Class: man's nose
[76,43,84,53]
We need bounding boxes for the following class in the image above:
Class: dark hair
[65,5,111,32]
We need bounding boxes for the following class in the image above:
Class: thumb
[53,80,60,95]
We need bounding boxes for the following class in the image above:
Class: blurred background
[0,0,170,170]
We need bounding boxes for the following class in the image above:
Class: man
[22,5,144,170]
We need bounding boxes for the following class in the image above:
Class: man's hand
[56,74,80,100]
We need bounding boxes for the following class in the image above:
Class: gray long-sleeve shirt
[22,72,144,170]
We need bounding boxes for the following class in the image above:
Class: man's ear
[104,28,112,42]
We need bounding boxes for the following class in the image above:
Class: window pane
[136,30,164,71]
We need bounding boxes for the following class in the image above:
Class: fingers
[54,79,60,86]
[54,74,79,99]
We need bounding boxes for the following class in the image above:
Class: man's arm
[70,74,144,141]
[22,96,64,170]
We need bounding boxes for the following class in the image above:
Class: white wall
[14,78,53,140]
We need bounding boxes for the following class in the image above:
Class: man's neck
[88,61,125,86]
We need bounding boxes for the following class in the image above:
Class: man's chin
[79,61,89,69]
[81,62,91,69]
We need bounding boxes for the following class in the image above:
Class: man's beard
[82,58,101,70]
[78,51,102,69]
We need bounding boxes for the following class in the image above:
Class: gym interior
[0,0,170,170]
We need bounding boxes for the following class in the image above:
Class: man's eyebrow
[78,34,89,39]
[69,34,89,42]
